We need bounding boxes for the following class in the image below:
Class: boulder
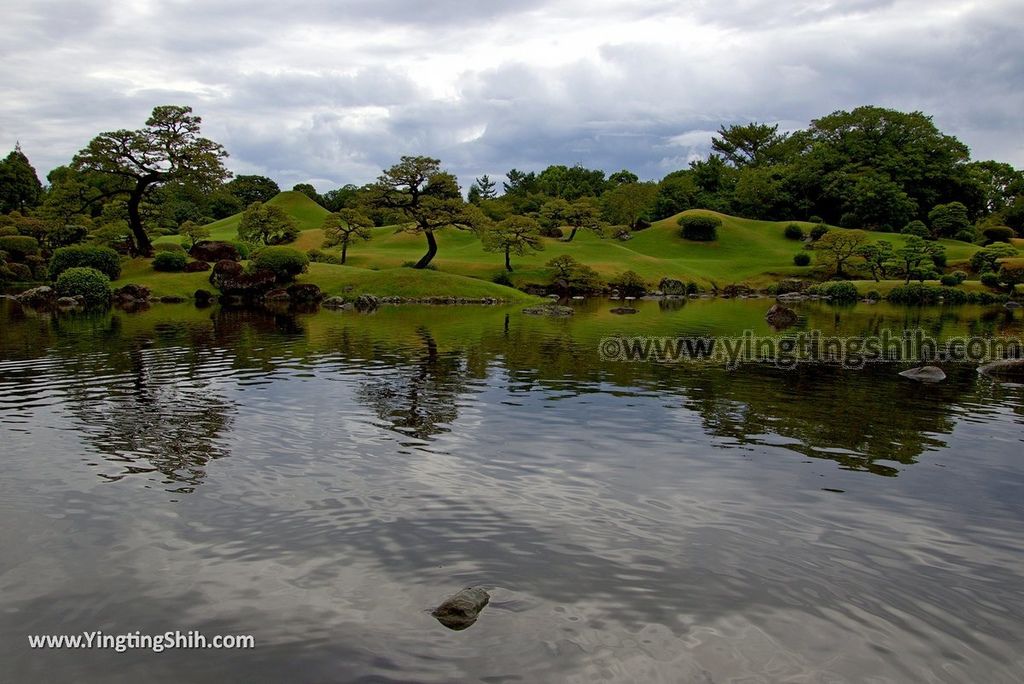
[523,303,574,316]
[159,295,187,303]
[184,260,211,272]
[322,296,350,309]
[113,284,151,302]
[56,296,80,308]
[658,278,687,296]
[263,288,290,301]
[765,303,798,329]
[1006,301,1022,309]
[610,307,639,315]
[431,587,490,631]
[209,259,244,290]
[354,294,381,312]
[287,283,323,303]
[978,358,1024,379]
[898,366,946,383]
[722,284,753,298]
[190,240,240,263]
[194,289,214,305]
[14,285,55,307]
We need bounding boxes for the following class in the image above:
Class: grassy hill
[138,192,990,299]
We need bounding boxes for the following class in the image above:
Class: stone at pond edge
[287,283,323,303]
[977,358,1024,379]
[432,587,490,631]
[194,289,214,304]
[263,288,290,301]
[765,303,798,329]
[14,285,55,307]
[322,296,350,309]
[610,307,639,315]
[354,294,380,311]
[898,366,946,383]
[523,303,574,316]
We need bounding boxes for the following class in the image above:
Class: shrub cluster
[306,248,342,265]
[252,246,309,282]
[982,226,1015,244]
[0,235,40,261]
[793,252,811,266]
[678,215,721,242]
[153,242,186,253]
[55,267,111,306]
[611,270,647,296]
[152,251,188,272]
[49,245,121,280]
[806,281,858,302]
[809,224,829,241]
[784,223,804,240]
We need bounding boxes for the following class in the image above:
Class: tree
[322,184,361,212]
[467,174,497,204]
[815,229,869,277]
[546,254,601,294]
[503,169,538,196]
[292,183,322,205]
[226,175,280,205]
[653,170,698,219]
[541,197,603,242]
[856,241,895,281]
[0,143,43,213]
[711,122,793,167]
[928,202,970,238]
[481,215,543,271]
[895,236,945,283]
[237,201,298,245]
[322,209,373,264]
[964,161,1024,215]
[179,220,211,248]
[601,182,657,229]
[608,169,639,186]
[72,105,229,255]
[368,156,489,269]
[536,164,607,199]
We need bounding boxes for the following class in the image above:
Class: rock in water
[432,587,490,631]
[522,304,573,316]
[898,366,946,383]
[978,358,1024,379]
[765,303,798,329]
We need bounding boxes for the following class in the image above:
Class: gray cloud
[0,0,1021,191]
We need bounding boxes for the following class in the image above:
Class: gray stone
[978,358,1024,379]
[658,278,686,296]
[322,296,349,309]
[56,296,79,307]
[1005,301,1022,309]
[432,587,490,631]
[898,366,946,383]
[354,294,380,311]
[15,285,55,307]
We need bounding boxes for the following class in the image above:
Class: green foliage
[152,251,187,272]
[252,246,309,282]
[610,270,647,296]
[678,214,721,241]
[809,224,829,241]
[939,274,958,287]
[0,235,40,260]
[980,272,1000,288]
[481,215,543,271]
[5,262,33,281]
[793,252,811,266]
[806,281,858,302]
[981,225,1015,243]
[238,201,299,245]
[901,220,929,237]
[291,183,322,205]
[784,223,804,240]
[856,240,894,281]
[865,290,882,301]
[226,175,280,205]
[808,215,823,224]
[955,228,978,243]
[491,271,514,287]
[0,144,44,213]
[711,122,795,167]
[321,209,373,264]
[55,266,111,305]
[887,283,968,304]
[601,182,657,229]
[815,229,869,276]
[895,236,944,283]
[306,248,342,265]
[928,202,970,238]
[970,242,1018,273]
[179,219,212,248]
[49,244,121,280]
[153,242,186,253]
[998,260,1024,287]
[546,254,602,293]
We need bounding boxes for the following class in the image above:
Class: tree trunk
[127,186,153,257]
[341,243,348,264]
[414,230,438,269]
[505,247,512,272]
[564,227,578,242]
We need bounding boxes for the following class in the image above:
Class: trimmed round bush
[806,281,858,302]
[492,272,514,287]
[252,246,309,282]
[611,270,647,296]
[678,215,721,241]
[809,224,829,241]
[793,252,811,266]
[232,241,251,260]
[49,245,121,280]
[153,242,186,253]
[838,213,859,229]
[808,215,823,224]
[0,235,40,261]
[955,229,978,243]
[980,272,1000,288]
[784,223,804,240]
[982,226,1015,244]
[152,251,188,272]
[939,274,958,287]
[865,290,882,301]
[55,267,111,306]
[951,270,968,284]
[901,220,929,238]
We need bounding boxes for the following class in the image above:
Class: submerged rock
[978,358,1024,379]
[765,303,798,329]
[523,303,574,316]
[610,307,639,315]
[432,587,490,631]
[898,366,946,383]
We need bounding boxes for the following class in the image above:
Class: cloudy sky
[1,0,1022,191]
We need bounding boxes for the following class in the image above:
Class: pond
[1,297,1023,682]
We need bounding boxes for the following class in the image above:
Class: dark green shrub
[839,212,859,229]
[784,223,804,240]
[252,246,309,282]
[611,270,647,296]
[932,252,947,268]
[951,270,968,284]
[980,272,1000,288]
[808,215,823,224]
[955,229,977,243]
[901,220,929,238]
[939,274,958,287]
[232,241,251,260]
[153,242,186,253]
[686,281,699,295]
[307,248,341,265]
[810,225,829,241]
[492,272,514,287]
[0,235,40,261]
[970,243,1018,273]
[678,215,721,241]
[982,226,1015,244]
[152,251,188,272]
[793,253,811,266]
[887,284,942,304]
[24,255,48,280]
[999,261,1024,287]
[6,262,33,281]
[55,267,111,306]
[865,290,882,301]
[806,281,858,302]
[49,245,121,280]
[400,260,438,270]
